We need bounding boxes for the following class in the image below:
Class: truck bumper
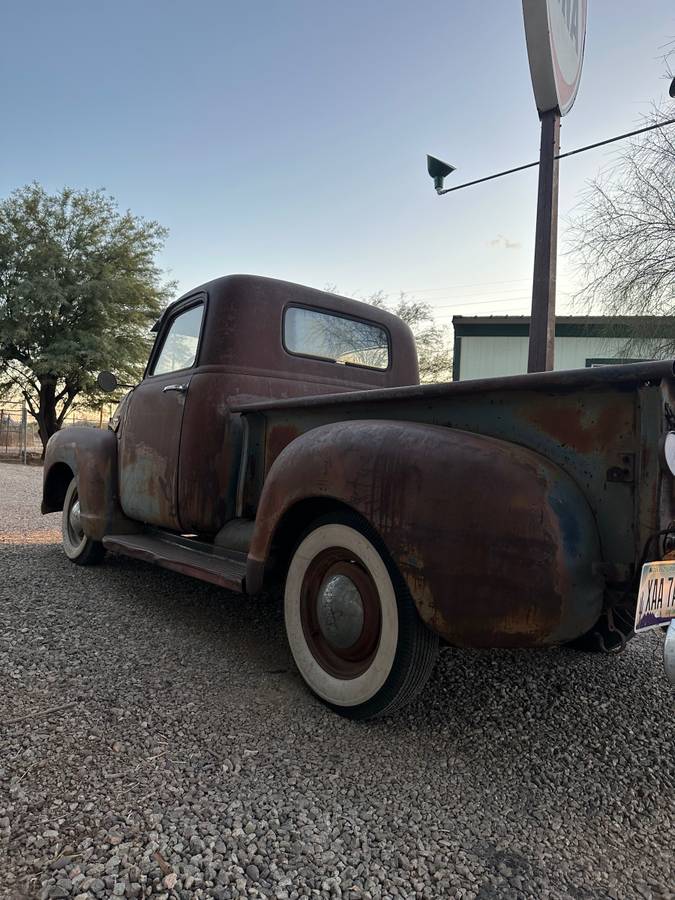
[665,621,675,687]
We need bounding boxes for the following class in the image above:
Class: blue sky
[2,1,673,327]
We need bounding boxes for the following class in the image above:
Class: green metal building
[452,316,675,381]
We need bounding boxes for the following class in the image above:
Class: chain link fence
[0,401,31,462]
[0,399,116,463]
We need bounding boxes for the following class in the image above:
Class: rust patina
[41,274,675,654]
[245,420,603,647]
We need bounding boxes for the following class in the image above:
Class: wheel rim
[299,548,382,679]
[65,487,86,551]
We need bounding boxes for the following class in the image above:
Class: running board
[102,532,247,592]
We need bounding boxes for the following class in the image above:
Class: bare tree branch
[567,100,675,356]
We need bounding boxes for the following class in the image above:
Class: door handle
[162,383,188,393]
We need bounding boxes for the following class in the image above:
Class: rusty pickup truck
[42,275,675,717]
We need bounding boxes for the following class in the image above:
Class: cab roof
[155,274,419,390]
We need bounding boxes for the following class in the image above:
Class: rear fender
[246,419,604,647]
[42,427,140,540]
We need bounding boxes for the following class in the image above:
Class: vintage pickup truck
[42,275,675,717]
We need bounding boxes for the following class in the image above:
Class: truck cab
[113,275,418,536]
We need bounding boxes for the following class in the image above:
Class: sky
[1,0,673,330]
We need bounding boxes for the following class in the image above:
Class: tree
[0,184,173,449]
[328,286,453,382]
[568,102,675,353]
[371,292,453,382]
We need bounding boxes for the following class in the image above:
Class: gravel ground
[0,461,673,900]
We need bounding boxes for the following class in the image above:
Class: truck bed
[231,359,675,413]
[236,360,675,587]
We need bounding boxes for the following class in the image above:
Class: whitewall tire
[284,512,439,719]
[61,478,105,566]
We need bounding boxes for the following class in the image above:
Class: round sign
[522,0,587,116]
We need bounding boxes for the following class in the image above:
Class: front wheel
[284,512,439,719]
[61,478,106,566]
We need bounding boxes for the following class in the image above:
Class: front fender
[247,419,604,647]
[42,427,140,540]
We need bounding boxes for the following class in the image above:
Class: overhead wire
[402,277,531,293]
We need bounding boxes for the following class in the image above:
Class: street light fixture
[425,117,675,197]
[426,155,456,193]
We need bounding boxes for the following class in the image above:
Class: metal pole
[21,399,27,464]
[528,109,560,373]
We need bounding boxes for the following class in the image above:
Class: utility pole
[521,0,586,371]
[431,2,588,374]
[527,109,560,372]
[21,399,27,464]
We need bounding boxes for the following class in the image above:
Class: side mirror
[97,371,118,393]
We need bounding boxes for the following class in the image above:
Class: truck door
[118,298,205,531]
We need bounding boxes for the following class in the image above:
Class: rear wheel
[61,478,106,566]
[284,512,439,719]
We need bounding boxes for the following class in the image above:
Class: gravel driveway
[0,462,673,900]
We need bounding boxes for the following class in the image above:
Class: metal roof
[452,315,674,325]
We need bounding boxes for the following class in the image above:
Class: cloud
[488,234,521,250]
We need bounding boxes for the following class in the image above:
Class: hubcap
[68,495,84,544]
[300,549,382,679]
[316,574,365,649]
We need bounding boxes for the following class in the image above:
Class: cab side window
[151,304,204,375]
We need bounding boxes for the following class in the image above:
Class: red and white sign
[523,0,587,116]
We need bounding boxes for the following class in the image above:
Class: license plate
[635,561,675,633]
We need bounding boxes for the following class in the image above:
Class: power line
[402,277,531,293]
[433,301,577,317]
[430,296,531,309]
[434,310,529,320]
[437,117,675,195]
[394,281,575,302]
[423,286,536,300]
[426,291,573,310]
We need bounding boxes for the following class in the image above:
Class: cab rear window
[284,306,390,370]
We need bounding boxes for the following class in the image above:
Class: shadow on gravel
[6,541,669,721]
[3,539,674,898]
[4,541,670,742]
[98,548,292,671]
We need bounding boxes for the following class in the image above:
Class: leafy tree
[0,184,173,449]
[568,101,675,353]
[370,292,453,382]
[328,286,452,382]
